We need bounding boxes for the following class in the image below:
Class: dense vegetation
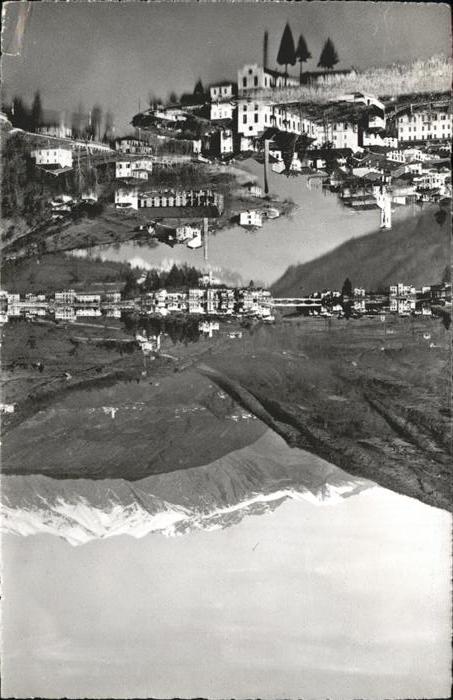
[123,263,203,297]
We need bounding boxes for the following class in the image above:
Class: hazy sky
[2,487,451,698]
[2,1,451,133]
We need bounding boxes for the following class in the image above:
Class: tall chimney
[263,30,269,69]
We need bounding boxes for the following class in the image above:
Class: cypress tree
[276,23,296,84]
[318,38,339,70]
[295,34,311,84]
[31,91,43,132]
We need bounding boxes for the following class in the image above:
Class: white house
[312,120,360,150]
[114,138,153,155]
[32,147,73,168]
[54,290,76,304]
[55,307,76,321]
[210,102,235,121]
[239,210,263,227]
[210,83,234,102]
[76,293,101,304]
[199,320,220,337]
[115,188,139,210]
[176,225,201,242]
[237,64,298,95]
[116,158,153,179]
[395,105,452,143]
[237,100,302,140]
[76,308,102,318]
[220,129,234,154]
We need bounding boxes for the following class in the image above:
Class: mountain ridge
[1,430,372,545]
[271,203,450,296]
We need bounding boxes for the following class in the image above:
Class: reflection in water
[74,161,417,287]
[2,480,451,699]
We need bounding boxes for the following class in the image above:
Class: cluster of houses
[294,282,451,317]
[0,286,274,324]
[0,288,123,324]
[132,63,450,159]
[319,142,451,208]
[138,287,274,319]
[2,280,450,327]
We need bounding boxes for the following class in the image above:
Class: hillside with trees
[271,202,450,295]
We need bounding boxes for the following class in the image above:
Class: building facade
[32,147,73,168]
[237,64,299,95]
[395,105,452,143]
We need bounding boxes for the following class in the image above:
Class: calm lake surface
[2,485,451,699]
[75,160,417,286]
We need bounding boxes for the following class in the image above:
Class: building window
[243,114,247,124]
[254,114,258,123]
[254,76,258,87]
[243,77,247,87]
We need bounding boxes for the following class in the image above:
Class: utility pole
[203,217,209,262]
[264,139,270,195]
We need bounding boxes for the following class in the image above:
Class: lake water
[73,160,417,287]
[2,484,451,699]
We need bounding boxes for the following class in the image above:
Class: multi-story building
[239,210,263,227]
[237,64,298,95]
[55,290,77,304]
[237,100,303,140]
[210,102,235,121]
[115,158,153,179]
[138,189,224,212]
[210,83,235,102]
[389,283,417,314]
[395,104,452,143]
[312,120,360,150]
[115,188,139,209]
[76,293,101,304]
[31,147,73,168]
[54,307,76,321]
[219,129,234,154]
[114,138,154,155]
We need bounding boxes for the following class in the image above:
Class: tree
[11,96,30,130]
[318,38,339,70]
[341,277,352,297]
[193,80,205,99]
[168,91,179,105]
[30,91,43,132]
[277,23,296,84]
[103,110,114,143]
[295,34,311,84]
[90,104,103,141]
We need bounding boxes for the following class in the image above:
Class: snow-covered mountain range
[1,431,373,546]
